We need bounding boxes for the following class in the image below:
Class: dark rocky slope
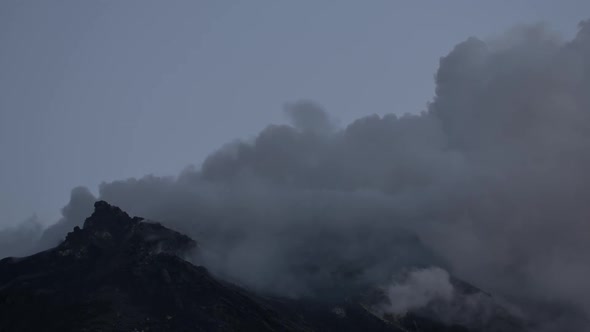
[0,201,521,331]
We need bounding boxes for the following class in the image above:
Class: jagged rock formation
[0,201,521,331]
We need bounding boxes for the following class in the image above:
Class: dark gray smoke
[2,21,590,330]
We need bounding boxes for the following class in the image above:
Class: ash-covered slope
[0,201,517,332]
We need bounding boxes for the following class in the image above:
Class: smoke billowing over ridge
[3,21,590,330]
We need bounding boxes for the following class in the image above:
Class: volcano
[0,201,523,331]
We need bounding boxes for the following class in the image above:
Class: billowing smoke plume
[2,21,590,330]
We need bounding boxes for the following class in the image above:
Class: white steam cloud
[382,267,454,315]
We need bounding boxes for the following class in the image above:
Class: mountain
[0,201,522,331]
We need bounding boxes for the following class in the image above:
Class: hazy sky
[1,0,589,225]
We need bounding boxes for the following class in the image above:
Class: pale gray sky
[1,1,589,226]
